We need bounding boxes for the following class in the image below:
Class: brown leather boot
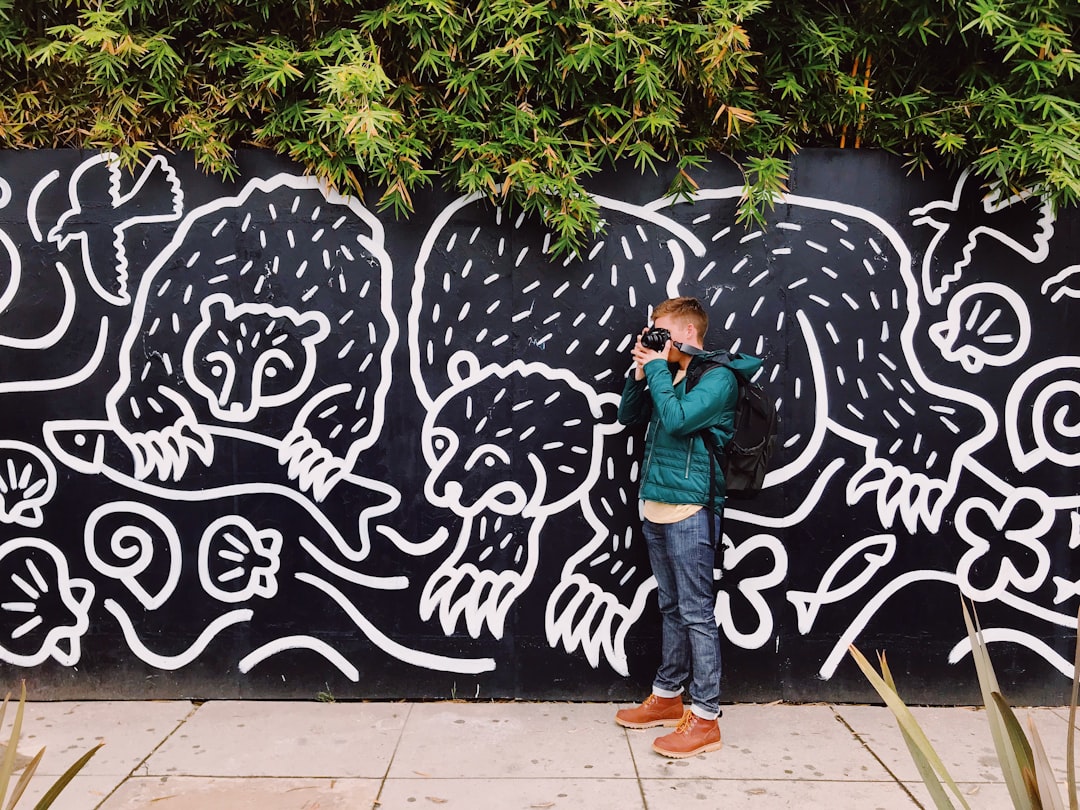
[614,694,685,729]
[652,711,722,758]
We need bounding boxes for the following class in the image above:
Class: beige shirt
[640,367,704,524]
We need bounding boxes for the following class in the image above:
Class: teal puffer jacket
[618,350,763,513]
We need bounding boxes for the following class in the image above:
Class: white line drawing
[104,597,252,670]
[910,168,1055,306]
[409,193,704,410]
[819,569,960,678]
[1002,356,1080,475]
[199,515,283,604]
[47,152,184,306]
[44,419,403,573]
[787,535,897,635]
[26,169,59,243]
[928,282,1032,372]
[2,152,1079,693]
[716,533,789,649]
[297,572,497,674]
[84,501,182,610]
[948,629,1074,678]
[419,351,623,643]
[1042,265,1080,303]
[0,441,58,528]
[954,489,1055,600]
[0,227,21,322]
[102,173,396,499]
[183,293,332,423]
[0,537,94,667]
[0,316,109,393]
[657,188,1000,536]
[1005,356,1080,474]
[238,635,360,681]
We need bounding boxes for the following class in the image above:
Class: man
[614,296,761,758]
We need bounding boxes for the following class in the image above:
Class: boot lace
[675,711,696,734]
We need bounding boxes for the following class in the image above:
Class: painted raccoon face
[422,354,621,518]
[184,294,331,422]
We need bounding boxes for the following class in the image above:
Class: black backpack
[685,352,779,500]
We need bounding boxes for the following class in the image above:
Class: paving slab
[1,700,195,810]
[142,700,409,778]
[641,778,920,808]
[389,702,635,780]
[625,703,894,781]
[836,704,1078,784]
[8,774,123,810]
[902,780,1015,810]
[375,777,644,809]
[98,776,381,809]
[3,700,194,776]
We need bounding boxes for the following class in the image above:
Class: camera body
[640,326,672,351]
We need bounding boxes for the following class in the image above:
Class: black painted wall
[0,148,1077,704]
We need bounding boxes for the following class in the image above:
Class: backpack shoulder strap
[684,352,735,394]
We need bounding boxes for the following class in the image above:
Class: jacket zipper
[684,438,693,478]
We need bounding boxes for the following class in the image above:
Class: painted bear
[105,174,396,501]
[419,351,622,641]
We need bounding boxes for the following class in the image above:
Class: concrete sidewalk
[4,700,1076,809]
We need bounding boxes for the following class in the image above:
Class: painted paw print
[955,489,1054,600]
[0,538,94,666]
[0,442,58,528]
[715,533,789,649]
[198,516,283,603]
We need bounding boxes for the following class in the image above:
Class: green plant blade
[963,600,1037,810]
[849,645,970,809]
[0,682,27,807]
[989,692,1042,807]
[1069,606,1079,810]
[880,655,964,810]
[32,742,103,810]
[5,747,43,810]
[1027,714,1065,810]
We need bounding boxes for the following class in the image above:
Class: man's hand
[631,332,670,380]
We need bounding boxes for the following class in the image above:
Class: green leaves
[3,0,1080,255]
[851,600,1080,810]
[0,681,103,810]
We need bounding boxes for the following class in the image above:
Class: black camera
[640,326,672,351]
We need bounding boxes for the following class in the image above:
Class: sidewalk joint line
[830,707,926,810]
[371,701,414,809]
[92,699,204,810]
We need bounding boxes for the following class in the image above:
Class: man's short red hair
[652,296,708,339]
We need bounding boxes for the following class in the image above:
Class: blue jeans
[643,510,721,719]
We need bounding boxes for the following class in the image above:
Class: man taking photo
[614,296,761,758]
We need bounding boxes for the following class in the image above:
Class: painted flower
[955,489,1054,599]
[199,515,282,603]
[715,533,789,649]
[0,538,94,666]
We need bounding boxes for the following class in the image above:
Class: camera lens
[641,327,671,351]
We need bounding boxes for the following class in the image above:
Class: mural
[0,149,1077,703]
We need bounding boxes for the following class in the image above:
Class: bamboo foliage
[2,1,1079,254]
